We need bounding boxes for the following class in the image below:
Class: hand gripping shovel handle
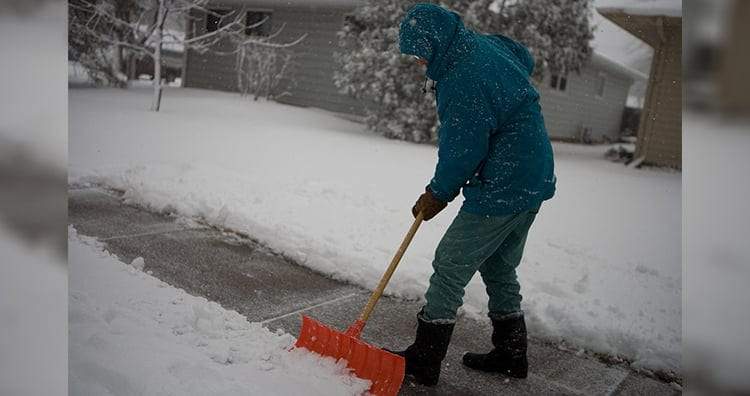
[345,211,425,338]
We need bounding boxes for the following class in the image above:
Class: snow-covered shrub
[333,0,438,143]
[334,0,594,142]
[236,44,295,101]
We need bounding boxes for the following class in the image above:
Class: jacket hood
[490,34,535,76]
[399,3,472,81]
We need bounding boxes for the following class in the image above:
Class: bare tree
[69,0,305,111]
[235,23,305,101]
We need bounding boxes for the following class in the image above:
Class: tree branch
[239,33,307,48]
[182,10,248,44]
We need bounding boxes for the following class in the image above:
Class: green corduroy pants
[421,207,539,323]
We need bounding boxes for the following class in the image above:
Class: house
[184,0,641,143]
[598,1,682,168]
[535,53,644,143]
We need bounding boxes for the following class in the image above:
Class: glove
[412,186,447,221]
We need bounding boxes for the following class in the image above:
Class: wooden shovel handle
[357,211,424,324]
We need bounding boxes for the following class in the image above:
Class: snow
[0,1,67,169]
[69,61,94,86]
[69,86,681,374]
[0,223,67,395]
[130,256,146,271]
[592,52,648,81]
[148,27,185,53]
[683,113,750,392]
[597,0,682,18]
[68,226,370,395]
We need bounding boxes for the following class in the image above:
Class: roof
[597,0,681,18]
[591,51,648,81]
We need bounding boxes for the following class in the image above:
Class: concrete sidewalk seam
[260,292,362,326]
[524,373,585,395]
[98,228,194,242]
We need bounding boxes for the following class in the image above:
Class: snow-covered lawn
[68,227,369,395]
[69,87,681,374]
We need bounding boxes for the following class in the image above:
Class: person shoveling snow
[388,3,556,386]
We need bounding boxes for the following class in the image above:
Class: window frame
[549,73,568,93]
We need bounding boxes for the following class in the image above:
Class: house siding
[537,58,633,142]
[184,4,364,115]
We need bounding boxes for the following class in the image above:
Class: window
[206,9,231,33]
[596,74,606,97]
[245,11,272,36]
[550,74,567,92]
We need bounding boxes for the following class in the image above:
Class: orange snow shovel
[295,212,425,396]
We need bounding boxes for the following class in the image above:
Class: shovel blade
[295,315,405,396]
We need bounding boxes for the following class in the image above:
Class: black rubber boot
[462,312,528,378]
[388,316,455,386]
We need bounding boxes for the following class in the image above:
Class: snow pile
[130,256,146,270]
[69,226,370,395]
[69,87,681,374]
[683,114,750,392]
[597,0,681,18]
[0,223,67,395]
[69,61,94,86]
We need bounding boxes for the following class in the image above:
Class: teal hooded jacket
[399,3,556,216]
